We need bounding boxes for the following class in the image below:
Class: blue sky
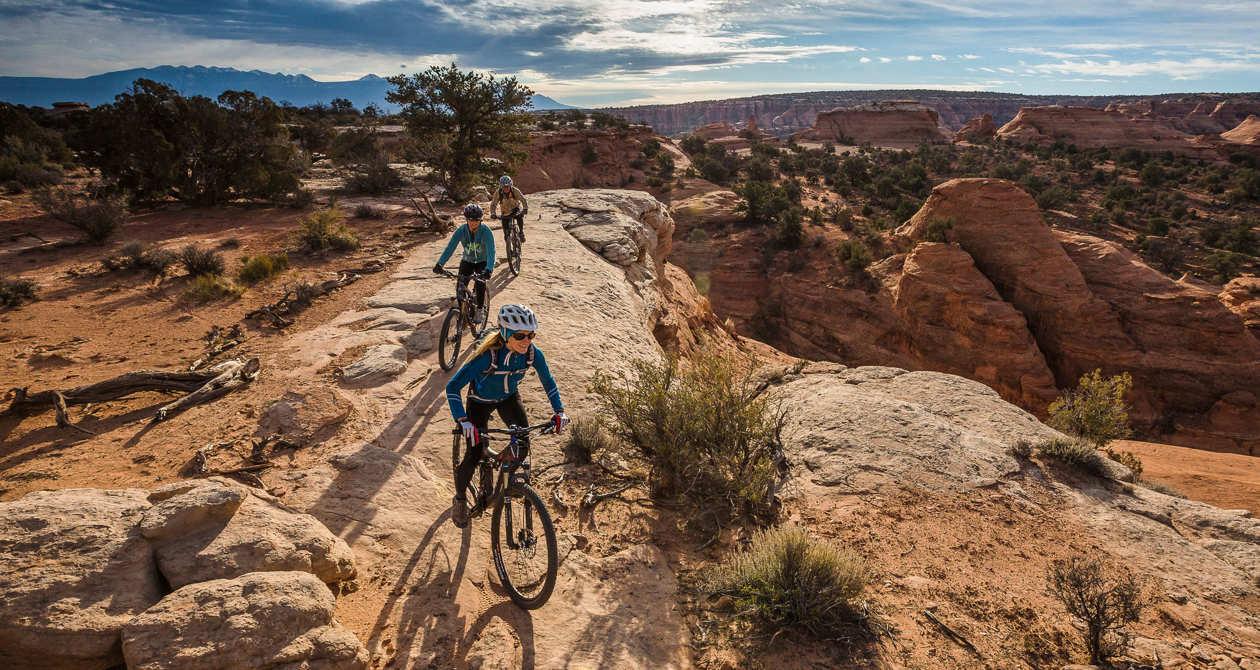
[1,1,1258,106]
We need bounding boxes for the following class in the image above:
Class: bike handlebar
[435,268,488,283]
[450,422,556,437]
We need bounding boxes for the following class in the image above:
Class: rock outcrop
[0,489,164,670]
[140,478,356,590]
[511,127,669,193]
[953,113,996,143]
[0,482,362,669]
[121,572,368,670]
[796,101,950,147]
[997,106,1221,158]
[1222,115,1260,145]
[1221,276,1260,337]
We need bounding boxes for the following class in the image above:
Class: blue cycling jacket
[436,222,495,272]
[446,344,564,420]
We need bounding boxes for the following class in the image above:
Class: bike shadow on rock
[451,599,536,670]
[365,508,483,669]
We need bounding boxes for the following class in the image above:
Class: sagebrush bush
[178,245,226,277]
[0,277,37,307]
[590,351,785,528]
[298,208,359,252]
[107,242,176,275]
[835,238,872,271]
[1036,437,1106,474]
[710,525,872,639]
[34,187,127,243]
[1047,556,1148,664]
[564,415,616,465]
[922,217,953,243]
[236,252,289,285]
[353,203,386,219]
[1048,370,1132,448]
[182,274,242,303]
[1105,448,1144,480]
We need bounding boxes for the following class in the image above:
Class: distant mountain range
[0,65,574,111]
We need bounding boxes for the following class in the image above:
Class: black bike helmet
[463,203,483,220]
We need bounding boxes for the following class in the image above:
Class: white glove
[459,420,479,443]
[551,412,570,434]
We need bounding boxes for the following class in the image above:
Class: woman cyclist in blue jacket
[445,303,567,527]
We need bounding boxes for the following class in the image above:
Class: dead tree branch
[922,608,980,655]
[5,357,261,430]
[245,271,364,329]
[190,324,244,371]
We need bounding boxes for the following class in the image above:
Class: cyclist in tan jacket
[491,175,530,242]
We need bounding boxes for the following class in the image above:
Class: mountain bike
[435,268,489,371]
[500,208,524,277]
[451,422,559,609]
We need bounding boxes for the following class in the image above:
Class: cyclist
[490,175,529,242]
[433,203,495,325]
[445,303,568,527]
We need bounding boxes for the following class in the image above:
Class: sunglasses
[510,331,536,341]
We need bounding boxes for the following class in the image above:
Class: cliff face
[795,102,950,147]
[953,114,996,143]
[601,91,1260,137]
[1222,115,1260,145]
[996,106,1223,158]
[672,178,1260,453]
[510,128,669,194]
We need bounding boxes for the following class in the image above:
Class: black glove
[432,263,444,274]
[477,270,491,281]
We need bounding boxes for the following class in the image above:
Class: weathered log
[189,324,244,371]
[245,271,364,329]
[5,357,260,429]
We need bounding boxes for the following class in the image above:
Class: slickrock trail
[273,190,710,669]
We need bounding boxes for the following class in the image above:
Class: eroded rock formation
[795,101,950,147]
[997,106,1221,158]
[953,114,996,143]
[1223,115,1260,146]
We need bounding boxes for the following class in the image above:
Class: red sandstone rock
[1220,276,1260,336]
[997,106,1220,158]
[796,101,950,147]
[1222,115,1260,146]
[511,128,667,194]
[954,114,996,143]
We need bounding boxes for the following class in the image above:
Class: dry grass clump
[236,252,290,285]
[178,244,226,277]
[182,274,243,304]
[590,351,786,528]
[298,208,359,252]
[353,203,386,219]
[709,525,874,640]
[105,242,176,275]
[563,415,616,465]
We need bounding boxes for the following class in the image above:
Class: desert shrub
[1105,448,1144,480]
[1139,235,1185,273]
[736,180,800,229]
[298,208,359,252]
[590,351,785,528]
[1048,370,1132,448]
[686,227,709,243]
[835,238,872,272]
[564,415,616,465]
[1202,220,1258,256]
[0,277,37,307]
[178,245,226,277]
[1141,479,1185,498]
[1008,439,1035,459]
[1035,184,1072,210]
[34,187,127,243]
[640,138,661,157]
[182,274,243,304]
[693,271,711,295]
[1047,557,1148,664]
[236,252,290,285]
[0,104,72,188]
[580,143,598,165]
[922,217,953,243]
[106,242,175,274]
[1036,437,1106,474]
[77,80,303,204]
[353,203,386,219]
[1204,251,1245,283]
[709,525,873,639]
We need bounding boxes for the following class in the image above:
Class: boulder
[257,387,352,444]
[121,571,368,670]
[0,489,163,670]
[544,189,675,287]
[339,343,408,387]
[139,478,356,590]
[1220,276,1260,336]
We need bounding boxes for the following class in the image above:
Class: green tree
[1047,370,1132,448]
[387,64,533,200]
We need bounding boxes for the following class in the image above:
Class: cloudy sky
[1,1,1258,106]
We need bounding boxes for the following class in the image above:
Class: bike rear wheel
[438,308,463,371]
[491,484,557,609]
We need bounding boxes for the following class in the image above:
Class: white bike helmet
[499,175,513,187]
[498,303,537,336]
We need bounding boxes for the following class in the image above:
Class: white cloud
[878,57,893,63]
[931,54,946,61]
[1028,57,1260,79]
[906,55,923,61]
[859,56,872,63]
[960,54,980,60]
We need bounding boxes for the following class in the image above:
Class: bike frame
[458,422,553,517]
[437,268,487,321]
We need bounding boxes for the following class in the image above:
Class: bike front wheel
[438,308,463,371]
[491,484,558,609]
[506,224,522,277]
